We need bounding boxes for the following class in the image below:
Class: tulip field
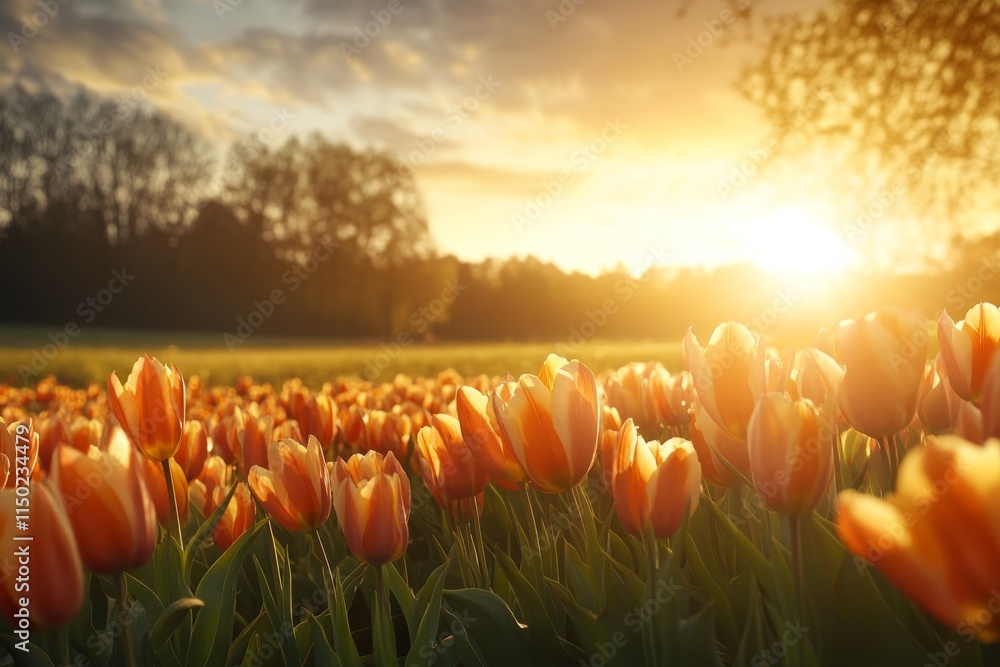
[2,305,1000,667]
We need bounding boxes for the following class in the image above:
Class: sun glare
[742,206,856,275]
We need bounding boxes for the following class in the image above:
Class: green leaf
[495,549,580,662]
[239,634,261,667]
[252,539,301,667]
[183,479,239,584]
[442,588,536,666]
[406,559,449,663]
[126,574,184,667]
[332,568,363,667]
[187,519,266,667]
[0,636,54,666]
[307,610,342,667]
[150,597,204,650]
[385,561,415,630]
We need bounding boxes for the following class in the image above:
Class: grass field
[0,325,685,387]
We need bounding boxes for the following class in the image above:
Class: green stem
[373,565,397,667]
[162,458,183,547]
[789,515,805,622]
[56,624,70,666]
[116,572,137,667]
[832,421,844,494]
[471,495,490,589]
[522,485,543,563]
[643,529,659,666]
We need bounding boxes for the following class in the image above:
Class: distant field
[0,325,686,388]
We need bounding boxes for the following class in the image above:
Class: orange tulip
[0,482,83,628]
[363,409,411,461]
[195,455,231,503]
[918,357,952,434]
[491,357,600,494]
[108,355,186,461]
[141,456,190,527]
[36,414,70,471]
[691,401,750,483]
[938,302,1000,403]
[605,362,658,432]
[747,393,834,516]
[174,420,208,482]
[456,385,525,489]
[789,348,844,409]
[981,355,1000,440]
[49,440,157,573]
[234,406,273,475]
[416,414,490,501]
[304,393,338,449]
[272,419,304,443]
[688,407,741,488]
[684,322,764,442]
[0,419,38,487]
[190,480,256,550]
[331,450,410,565]
[648,368,695,428]
[611,419,701,538]
[837,308,927,439]
[837,436,1000,642]
[248,437,332,533]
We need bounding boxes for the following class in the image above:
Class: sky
[0,0,858,277]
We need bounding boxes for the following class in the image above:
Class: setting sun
[740,205,857,275]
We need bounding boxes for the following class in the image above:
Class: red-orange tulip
[234,406,273,475]
[611,419,701,538]
[108,355,186,461]
[837,308,927,439]
[938,302,1000,403]
[141,456,190,527]
[332,450,410,565]
[248,437,332,532]
[416,414,490,501]
[492,357,600,494]
[456,385,525,489]
[747,393,834,516]
[174,420,208,482]
[0,482,83,628]
[190,479,256,550]
[49,440,157,573]
[837,436,1000,642]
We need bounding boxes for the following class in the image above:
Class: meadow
[0,325,684,388]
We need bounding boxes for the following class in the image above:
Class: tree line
[2,86,998,345]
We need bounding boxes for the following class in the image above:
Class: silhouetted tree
[742,0,1000,246]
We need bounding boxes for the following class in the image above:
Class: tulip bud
[837,436,1000,642]
[248,437,332,533]
[492,360,600,494]
[174,420,208,482]
[50,440,157,573]
[748,393,834,516]
[684,322,765,441]
[108,355,186,461]
[611,419,701,538]
[456,386,525,489]
[938,302,1000,403]
[837,309,927,439]
[416,414,490,501]
[0,482,83,628]
[331,450,410,565]
[142,456,190,527]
